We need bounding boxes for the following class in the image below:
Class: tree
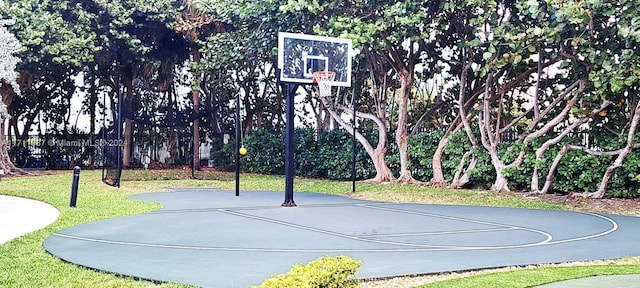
[437,0,592,192]
[0,1,22,174]
[197,0,342,138]
[536,0,640,198]
[333,0,440,183]
[173,0,227,170]
[315,45,397,182]
[3,0,98,171]
[287,0,443,183]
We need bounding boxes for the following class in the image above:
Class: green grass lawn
[413,262,640,288]
[0,170,638,288]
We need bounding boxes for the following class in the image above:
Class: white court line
[45,232,559,253]
[357,204,619,247]
[358,227,520,238]
[49,204,620,253]
[218,208,455,248]
[547,212,618,244]
[357,204,553,246]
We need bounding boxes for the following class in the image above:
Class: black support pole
[235,92,240,197]
[282,83,297,207]
[351,72,357,193]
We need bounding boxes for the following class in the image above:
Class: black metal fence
[7,128,599,171]
[7,134,101,170]
[7,133,209,169]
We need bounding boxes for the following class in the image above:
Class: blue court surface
[44,189,640,287]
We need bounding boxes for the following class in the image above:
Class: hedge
[210,128,640,198]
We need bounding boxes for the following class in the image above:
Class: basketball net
[313,71,336,97]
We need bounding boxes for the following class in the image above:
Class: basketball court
[44,189,640,287]
[54,33,640,287]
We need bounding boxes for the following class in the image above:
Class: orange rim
[312,71,336,84]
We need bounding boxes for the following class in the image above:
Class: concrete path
[0,195,60,244]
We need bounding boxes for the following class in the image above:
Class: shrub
[218,127,640,198]
[407,129,443,181]
[318,129,376,180]
[242,129,286,175]
[252,255,361,288]
[237,128,376,180]
[295,127,326,178]
[208,136,236,171]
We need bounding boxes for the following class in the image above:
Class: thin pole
[116,88,123,188]
[101,87,106,182]
[351,72,357,193]
[235,92,240,197]
[191,125,195,179]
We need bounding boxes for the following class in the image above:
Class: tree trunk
[395,73,415,183]
[0,120,18,174]
[370,146,395,182]
[491,169,510,192]
[122,73,134,168]
[192,48,201,171]
[531,101,611,193]
[543,136,640,198]
[489,145,510,192]
[0,89,26,175]
[450,151,477,188]
[538,144,570,195]
[453,61,478,189]
[315,86,395,183]
[430,134,449,185]
[205,75,223,134]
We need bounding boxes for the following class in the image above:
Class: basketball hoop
[313,71,336,97]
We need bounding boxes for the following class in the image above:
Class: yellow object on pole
[239,147,247,156]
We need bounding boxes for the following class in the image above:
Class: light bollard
[70,166,81,208]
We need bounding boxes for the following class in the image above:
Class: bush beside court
[210,128,640,198]
[252,256,361,288]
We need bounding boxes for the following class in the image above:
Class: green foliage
[231,128,375,180]
[233,128,640,197]
[464,148,495,189]
[4,0,98,67]
[3,0,640,201]
[318,129,376,180]
[552,150,608,193]
[615,150,640,198]
[444,130,483,182]
[407,130,443,181]
[242,129,285,175]
[295,127,325,178]
[502,130,640,198]
[406,129,495,185]
[252,255,361,288]
[208,136,236,171]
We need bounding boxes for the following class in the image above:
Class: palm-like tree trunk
[192,47,201,171]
